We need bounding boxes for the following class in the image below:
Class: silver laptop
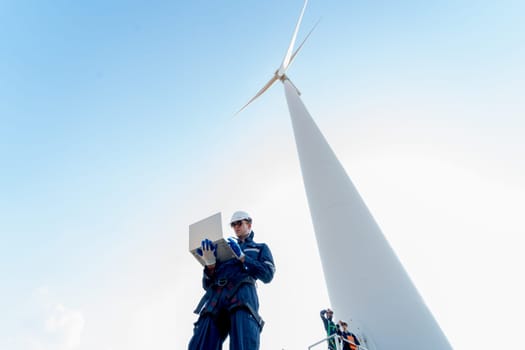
[189,212,236,266]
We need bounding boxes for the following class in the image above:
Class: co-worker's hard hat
[230,210,252,224]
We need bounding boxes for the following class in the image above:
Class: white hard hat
[230,210,252,224]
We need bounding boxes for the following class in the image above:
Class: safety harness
[193,275,265,330]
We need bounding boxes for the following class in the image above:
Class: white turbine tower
[238,1,452,349]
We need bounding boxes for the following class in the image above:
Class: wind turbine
[238,1,452,349]
[236,0,315,115]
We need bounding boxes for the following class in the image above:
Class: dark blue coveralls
[188,231,275,350]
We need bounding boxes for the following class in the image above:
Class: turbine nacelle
[275,70,286,80]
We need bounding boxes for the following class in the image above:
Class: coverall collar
[239,230,254,243]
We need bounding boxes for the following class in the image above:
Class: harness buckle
[217,278,228,287]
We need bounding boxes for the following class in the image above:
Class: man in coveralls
[188,211,275,350]
[337,321,360,350]
[320,308,338,350]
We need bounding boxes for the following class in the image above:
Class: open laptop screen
[188,212,236,266]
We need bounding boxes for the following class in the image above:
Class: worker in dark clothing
[188,211,275,350]
[320,308,338,350]
[337,321,361,350]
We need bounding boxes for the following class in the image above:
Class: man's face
[326,311,333,319]
[231,220,251,239]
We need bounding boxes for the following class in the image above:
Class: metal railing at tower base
[307,333,368,350]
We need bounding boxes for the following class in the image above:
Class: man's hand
[227,237,245,260]
[196,238,217,266]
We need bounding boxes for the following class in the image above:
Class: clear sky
[1,0,524,349]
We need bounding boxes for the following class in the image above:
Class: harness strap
[193,288,212,314]
[223,275,255,300]
[193,275,256,315]
[229,303,265,331]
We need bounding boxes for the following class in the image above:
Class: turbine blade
[235,75,279,115]
[278,0,308,76]
[288,17,320,68]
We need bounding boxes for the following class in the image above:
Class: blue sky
[1,1,524,349]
